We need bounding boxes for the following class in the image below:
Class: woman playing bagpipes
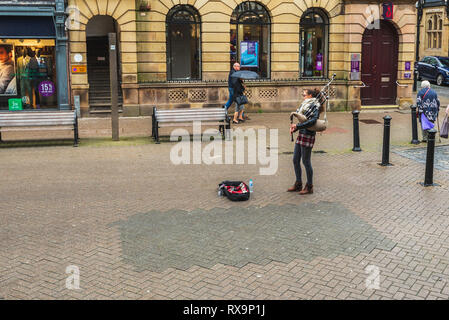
[287,88,322,195]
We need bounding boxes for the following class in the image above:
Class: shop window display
[300,9,328,78]
[0,39,56,110]
[230,1,270,79]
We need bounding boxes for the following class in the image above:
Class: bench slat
[158,122,224,127]
[156,113,226,118]
[0,112,74,116]
[0,126,74,132]
[0,114,74,118]
[157,119,225,124]
[155,108,224,113]
[0,121,75,127]
[156,110,224,113]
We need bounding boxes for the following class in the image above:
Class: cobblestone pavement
[394,145,449,172]
[1,112,449,300]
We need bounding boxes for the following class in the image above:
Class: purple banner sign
[316,53,323,71]
[351,61,360,73]
[39,81,55,97]
[405,61,411,71]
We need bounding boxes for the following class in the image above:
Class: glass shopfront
[0,39,57,110]
[230,2,270,79]
[300,9,328,78]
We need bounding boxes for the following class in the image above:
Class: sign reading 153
[382,2,393,20]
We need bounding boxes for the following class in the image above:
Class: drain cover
[360,119,381,124]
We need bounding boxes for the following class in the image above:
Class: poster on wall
[240,41,258,68]
[0,44,17,95]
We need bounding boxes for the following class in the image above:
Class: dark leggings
[293,143,313,185]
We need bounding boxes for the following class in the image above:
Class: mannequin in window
[26,47,40,108]
[17,47,32,107]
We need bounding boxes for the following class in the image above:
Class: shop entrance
[361,20,398,106]
[86,15,122,114]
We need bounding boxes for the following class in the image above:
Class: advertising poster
[0,44,17,95]
[240,41,258,68]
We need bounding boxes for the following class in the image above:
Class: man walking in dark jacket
[224,63,240,111]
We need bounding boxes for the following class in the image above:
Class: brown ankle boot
[287,181,302,192]
[299,184,313,195]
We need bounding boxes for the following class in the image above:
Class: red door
[361,20,399,105]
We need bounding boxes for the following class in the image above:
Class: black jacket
[296,108,320,136]
[228,68,238,88]
[233,78,244,96]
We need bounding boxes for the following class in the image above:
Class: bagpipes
[290,73,337,141]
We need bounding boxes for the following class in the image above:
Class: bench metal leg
[225,118,231,140]
[155,121,160,144]
[151,113,155,138]
[74,120,79,147]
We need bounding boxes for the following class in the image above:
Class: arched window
[426,13,443,49]
[300,8,329,78]
[166,5,201,80]
[230,1,271,78]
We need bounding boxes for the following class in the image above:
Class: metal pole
[413,27,420,92]
[109,33,119,141]
[423,128,437,186]
[352,110,362,152]
[380,115,392,166]
[55,0,70,110]
[410,105,420,144]
[413,2,423,93]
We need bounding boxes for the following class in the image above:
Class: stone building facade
[66,0,417,117]
[418,0,448,59]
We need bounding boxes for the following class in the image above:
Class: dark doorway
[86,15,122,114]
[361,20,399,106]
[166,5,201,81]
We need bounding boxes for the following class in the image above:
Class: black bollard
[352,110,362,152]
[423,128,438,186]
[380,115,393,166]
[410,105,420,144]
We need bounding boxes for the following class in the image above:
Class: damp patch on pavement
[394,145,449,171]
[111,202,396,272]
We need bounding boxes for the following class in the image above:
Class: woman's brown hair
[304,88,324,112]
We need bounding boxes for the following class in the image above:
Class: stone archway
[85,15,122,114]
[361,20,399,106]
[67,0,137,116]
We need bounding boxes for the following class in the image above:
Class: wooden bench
[0,111,79,147]
[152,107,231,143]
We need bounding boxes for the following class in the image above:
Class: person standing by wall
[416,80,440,142]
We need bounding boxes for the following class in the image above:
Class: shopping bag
[421,113,434,130]
[440,115,449,139]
